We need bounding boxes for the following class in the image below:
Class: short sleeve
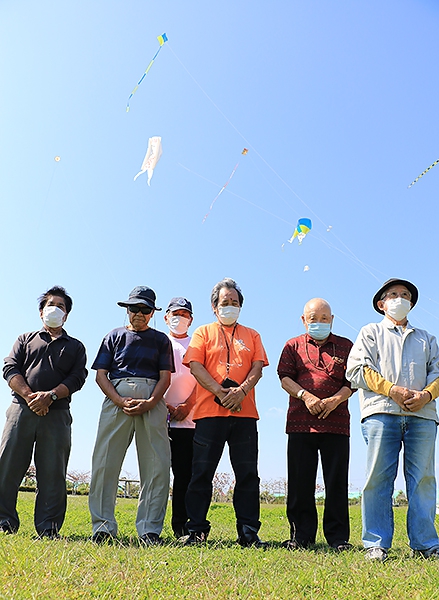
[277,341,297,381]
[182,326,207,367]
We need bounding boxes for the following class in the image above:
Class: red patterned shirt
[277,333,353,436]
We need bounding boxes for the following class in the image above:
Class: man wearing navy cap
[89,286,174,545]
[164,297,197,538]
[347,278,439,561]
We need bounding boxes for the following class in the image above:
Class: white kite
[134,136,163,185]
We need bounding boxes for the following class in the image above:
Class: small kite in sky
[303,265,310,272]
[288,217,312,245]
[408,158,439,188]
[327,225,332,232]
[202,149,248,223]
[54,156,60,162]
[126,33,168,112]
[134,136,162,185]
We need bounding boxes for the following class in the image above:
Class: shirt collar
[381,316,414,332]
[39,326,67,340]
[304,332,335,347]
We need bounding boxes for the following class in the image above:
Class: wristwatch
[50,391,58,402]
[297,389,306,400]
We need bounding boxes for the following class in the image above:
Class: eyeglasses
[128,306,153,315]
[381,290,412,301]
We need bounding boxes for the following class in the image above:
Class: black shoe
[238,535,267,548]
[182,531,209,546]
[331,541,353,552]
[412,547,439,559]
[173,526,189,539]
[237,525,267,548]
[39,529,60,540]
[282,539,310,550]
[139,532,163,546]
[92,531,114,544]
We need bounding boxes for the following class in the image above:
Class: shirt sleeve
[346,325,380,391]
[251,331,269,366]
[3,334,27,384]
[182,326,206,367]
[425,378,439,400]
[426,334,439,386]
[60,340,88,395]
[91,334,114,371]
[158,334,175,372]
[363,366,393,396]
[277,341,297,381]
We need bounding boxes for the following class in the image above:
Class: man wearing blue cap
[89,286,174,545]
[347,278,439,561]
[164,297,197,538]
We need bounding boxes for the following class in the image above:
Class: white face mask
[168,315,190,335]
[42,306,65,328]
[385,298,411,321]
[217,305,240,326]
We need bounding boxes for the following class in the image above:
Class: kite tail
[125,34,167,112]
[408,158,439,188]
[202,162,240,223]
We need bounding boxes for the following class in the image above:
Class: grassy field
[0,493,438,599]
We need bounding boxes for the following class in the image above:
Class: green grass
[0,493,438,599]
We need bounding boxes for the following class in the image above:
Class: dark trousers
[287,432,350,546]
[168,427,194,536]
[0,403,71,534]
[186,417,261,535]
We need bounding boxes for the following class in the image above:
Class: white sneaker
[365,547,388,561]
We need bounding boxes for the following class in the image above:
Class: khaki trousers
[89,378,171,537]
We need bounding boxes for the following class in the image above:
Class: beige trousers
[89,378,171,537]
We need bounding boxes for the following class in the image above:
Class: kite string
[178,163,295,225]
[179,161,387,279]
[168,44,380,282]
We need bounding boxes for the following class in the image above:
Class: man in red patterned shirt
[277,298,353,551]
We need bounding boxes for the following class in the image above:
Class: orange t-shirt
[182,321,269,420]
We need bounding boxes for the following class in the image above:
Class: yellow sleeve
[364,367,394,397]
[424,378,439,401]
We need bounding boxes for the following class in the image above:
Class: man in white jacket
[346,278,439,561]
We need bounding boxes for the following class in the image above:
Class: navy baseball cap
[166,297,193,314]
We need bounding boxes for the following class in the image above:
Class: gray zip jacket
[346,317,439,423]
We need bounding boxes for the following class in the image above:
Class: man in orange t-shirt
[182,278,268,547]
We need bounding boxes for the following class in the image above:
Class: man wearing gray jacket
[346,278,439,561]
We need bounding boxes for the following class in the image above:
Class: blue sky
[1,0,439,491]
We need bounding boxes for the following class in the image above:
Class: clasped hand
[167,402,191,421]
[120,397,155,415]
[303,393,339,419]
[389,385,430,412]
[218,386,244,413]
[27,391,52,416]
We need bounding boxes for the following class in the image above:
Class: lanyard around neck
[220,323,238,374]
[305,340,336,373]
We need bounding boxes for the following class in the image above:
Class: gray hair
[210,278,244,309]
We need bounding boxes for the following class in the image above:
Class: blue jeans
[362,414,439,551]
